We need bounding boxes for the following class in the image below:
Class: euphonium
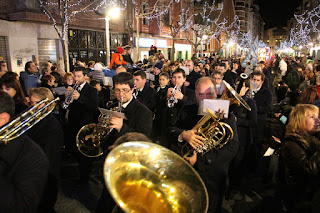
[167,85,180,108]
[181,108,233,158]
[0,98,60,144]
[76,97,123,157]
[104,142,209,213]
[62,81,79,109]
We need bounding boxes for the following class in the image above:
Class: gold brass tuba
[104,141,209,213]
[181,108,234,158]
[76,98,123,157]
[0,98,60,144]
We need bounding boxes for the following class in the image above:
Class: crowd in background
[1,44,320,213]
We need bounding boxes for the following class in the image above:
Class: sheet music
[198,99,230,118]
[51,87,69,95]
[98,108,127,119]
[180,66,190,75]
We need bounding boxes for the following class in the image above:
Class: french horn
[76,98,124,157]
[104,141,209,213]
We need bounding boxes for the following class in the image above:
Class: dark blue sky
[254,0,302,29]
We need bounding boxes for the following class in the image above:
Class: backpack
[286,71,300,91]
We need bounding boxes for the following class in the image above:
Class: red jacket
[110,52,126,69]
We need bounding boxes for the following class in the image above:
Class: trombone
[0,98,60,144]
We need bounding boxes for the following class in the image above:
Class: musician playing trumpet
[167,69,196,138]
[168,77,239,213]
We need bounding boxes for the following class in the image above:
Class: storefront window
[68,29,127,64]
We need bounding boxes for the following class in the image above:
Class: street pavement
[54,151,284,213]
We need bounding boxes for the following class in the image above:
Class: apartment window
[142,4,149,25]
[162,6,171,26]
[235,1,245,6]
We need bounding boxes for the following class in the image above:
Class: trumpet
[167,85,181,108]
[62,81,79,109]
[76,97,124,157]
[0,98,60,144]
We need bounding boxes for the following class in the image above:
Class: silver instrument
[62,81,79,109]
[167,85,181,108]
[0,98,60,144]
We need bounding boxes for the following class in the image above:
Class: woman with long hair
[281,104,320,212]
[299,85,320,106]
[0,72,29,115]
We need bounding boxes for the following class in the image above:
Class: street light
[105,7,120,66]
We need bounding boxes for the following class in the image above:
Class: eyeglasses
[114,88,131,94]
[213,77,221,80]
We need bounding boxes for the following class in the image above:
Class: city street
[55,151,283,213]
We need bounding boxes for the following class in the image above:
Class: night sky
[254,0,303,29]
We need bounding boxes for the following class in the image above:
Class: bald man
[116,66,127,74]
[168,77,239,213]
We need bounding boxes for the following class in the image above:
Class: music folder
[98,108,127,120]
[51,87,69,95]
[198,99,230,118]
[180,66,190,75]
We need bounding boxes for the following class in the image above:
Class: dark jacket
[0,135,49,212]
[123,54,134,65]
[167,84,196,127]
[168,103,239,213]
[281,133,320,208]
[135,85,158,112]
[186,70,202,90]
[254,87,272,116]
[67,82,98,141]
[27,113,63,178]
[108,98,153,139]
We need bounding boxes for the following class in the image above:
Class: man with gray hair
[168,77,239,213]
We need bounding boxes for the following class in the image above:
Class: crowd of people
[1,46,320,213]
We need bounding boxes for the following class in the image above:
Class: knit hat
[94,63,103,71]
[154,62,163,70]
[117,47,124,54]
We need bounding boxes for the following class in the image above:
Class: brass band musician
[168,77,239,213]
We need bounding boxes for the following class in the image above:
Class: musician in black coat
[133,70,158,112]
[109,72,153,140]
[252,71,273,174]
[186,61,202,90]
[65,67,98,184]
[27,87,63,212]
[228,78,257,196]
[168,77,239,213]
[167,68,196,117]
[0,91,49,212]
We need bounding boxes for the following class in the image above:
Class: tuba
[104,141,209,213]
[0,98,60,144]
[76,97,123,157]
[181,108,234,158]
